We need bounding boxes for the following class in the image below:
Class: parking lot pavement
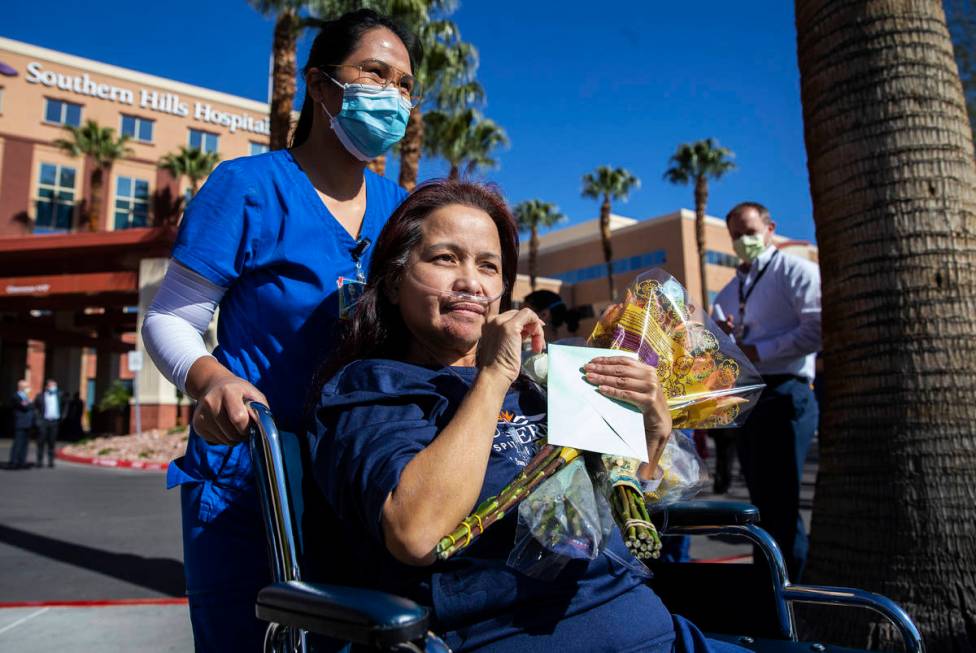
[0,439,192,651]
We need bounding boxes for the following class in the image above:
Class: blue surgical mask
[320,79,411,161]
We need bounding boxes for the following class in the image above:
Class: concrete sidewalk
[0,604,191,652]
[0,439,192,651]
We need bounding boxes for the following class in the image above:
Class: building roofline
[533,208,714,257]
[0,36,269,114]
[530,207,815,259]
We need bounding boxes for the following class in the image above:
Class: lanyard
[350,237,371,282]
[737,249,778,334]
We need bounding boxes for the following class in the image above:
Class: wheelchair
[247,403,923,653]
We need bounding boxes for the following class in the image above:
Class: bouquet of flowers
[435,269,763,567]
[589,269,764,429]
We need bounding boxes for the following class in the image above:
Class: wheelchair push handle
[248,401,302,584]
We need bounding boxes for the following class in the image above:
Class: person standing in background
[33,379,64,468]
[8,380,35,469]
[63,392,85,440]
[712,201,821,581]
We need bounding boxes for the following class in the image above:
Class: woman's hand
[477,308,546,385]
[191,373,269,445]
[583,356,672,467]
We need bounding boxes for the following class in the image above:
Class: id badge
[337,276,366,320]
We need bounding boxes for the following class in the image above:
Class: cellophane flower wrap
[588,269,764,430]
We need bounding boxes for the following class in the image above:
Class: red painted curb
[695,553,752,564]
[55,449,169,471]
[0,598,187,609]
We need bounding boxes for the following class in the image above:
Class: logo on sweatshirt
[493,411,547,466]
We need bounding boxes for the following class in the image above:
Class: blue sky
[2,1,816,242]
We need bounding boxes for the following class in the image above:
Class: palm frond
[514,199,566,231]
[581,165,640,202]
[664,138,736,183]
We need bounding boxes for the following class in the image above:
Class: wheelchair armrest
[782,585,924,653]
[651,500,760,530]
[255,580,430,649]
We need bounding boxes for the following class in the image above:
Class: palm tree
[158,146,221,198]
[422,108,508,179]
[250,0,305,151]
[796,1,976,649]
[398,18,483,190]
[54,120,132,231]
[581,166,640,301]
[664,139,735,313]
[514,200,567,291]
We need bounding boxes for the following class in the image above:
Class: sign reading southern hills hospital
[24,61,270,136]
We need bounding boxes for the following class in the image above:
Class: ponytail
[291,96,315,148]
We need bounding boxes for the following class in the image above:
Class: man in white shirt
[712,201,821,581]
[33,379,64,468]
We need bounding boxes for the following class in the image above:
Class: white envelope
[546,344,648,463]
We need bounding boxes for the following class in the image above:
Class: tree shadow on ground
[0,524,185,597]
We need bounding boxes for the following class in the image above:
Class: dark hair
[316,179,520,385]
[291,9,417,148]
[523,290,566,324]
[726,201,772,225]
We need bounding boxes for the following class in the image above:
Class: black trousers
[709,430,737,493]
[36,419,58,466]
[731,377,818,581]
[9,427,30,466]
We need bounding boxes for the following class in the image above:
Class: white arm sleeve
[142,260,226,393]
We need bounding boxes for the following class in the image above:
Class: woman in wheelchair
[310,179,747,652]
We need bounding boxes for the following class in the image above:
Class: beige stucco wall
[0,38,270,166]
[519,210,816,335]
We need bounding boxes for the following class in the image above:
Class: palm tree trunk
[796,1,976,649]
[399,106,424,191]
[269,10,299,151]
[89,166,104,232]
[529,226,539,291]
[600,195,615,301]
[449,164,459,180]
[694,175,710,313]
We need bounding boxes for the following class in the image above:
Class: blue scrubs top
[166,149,407,521]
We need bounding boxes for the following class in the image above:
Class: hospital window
[250,141,269,155]
[121,114,155,143]
[551,249,667,284]
[705,250,739,268]
[114,176,150,229]
[188,129,219,154]
[43,98,82,127]
[35,163,77,233]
